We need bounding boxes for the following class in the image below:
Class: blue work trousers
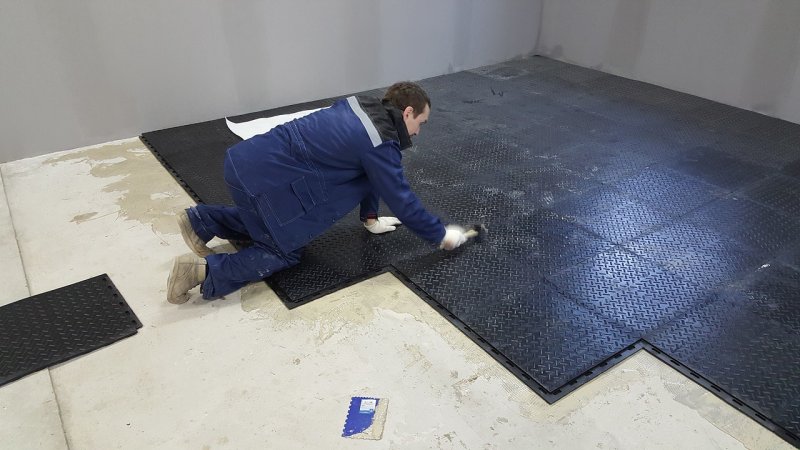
[187,158,303,299]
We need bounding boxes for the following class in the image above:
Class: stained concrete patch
[43,139,188,236]
[70,212,98,224]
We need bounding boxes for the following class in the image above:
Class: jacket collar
[383,100,413,150]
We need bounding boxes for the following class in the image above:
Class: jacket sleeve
[360,142,446,245]
[359,193,379,221]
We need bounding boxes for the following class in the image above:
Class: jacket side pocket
[256,177,315,226]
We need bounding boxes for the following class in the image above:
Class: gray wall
[537,0,800,125]
[0,0,542,162]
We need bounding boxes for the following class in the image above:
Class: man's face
[403,104,430,137]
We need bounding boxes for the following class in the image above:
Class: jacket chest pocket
[257,177,317,226]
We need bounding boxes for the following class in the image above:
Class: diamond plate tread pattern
[681,102,788,137]
[741,175,800,219]
[647,271,800,437]
[741,116,800,146]
[549,184,631,218]
[783,158,800,178]
[395,239,540,311]
[580,199,673,245]
[541,65,610,85]
[715,264,800,330]
[712,133,799,168]
[547,247,713,334]
[624,220,768,291]
[143,56,800,443]
[400,272,638,390]
[585,96,683,130]
[776,240,800,272]
[489,210,614,276]
[613,166,724,217]
[490,164,596,211]
[667,146,772,191]
[687,197,800,255]
[0,275,141,386]
[479,286,638,390]
[549,185,674,245]
[553,142,661,184]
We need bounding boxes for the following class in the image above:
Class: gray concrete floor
[0,138,790,449]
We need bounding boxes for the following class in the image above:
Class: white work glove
[364,217,402,234]
[440,225,467,250]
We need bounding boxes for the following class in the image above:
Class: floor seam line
[47,369,72,450]
[1,166,72,450]
[0,166,32,297]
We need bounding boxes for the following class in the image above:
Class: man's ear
[403,106,415,118]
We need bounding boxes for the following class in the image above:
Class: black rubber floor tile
[268,258,352,304]
[713,133,799,168]
[514,102,623,146]
[395,243,542,314]
[550,183,630,218]
[647,293,800,439]
[463,282,637,391]
[741,114,800,146]
[653,118,720,149]
[472,55,570,78]
[688,196,800,255]
[684,102,767,135]
[511,122,588,156]
[469,62,533,81]
[0,275,141,387]
[500,76,588,110]
[548,247,709,335]
[624,220,767,291]
[641,87,715,112]
[569,111,632,145]
[497,163,596,211]
[326,222,431,275]
[404,152,471,192]
[456,132,537,174]
[607,127,688,162]
[549,183,676,245]
[554,142,660,184]
[719,263,800,329]
[422,70,501,96]
[614,165,723,217]
[490,210,614,276]
[668,145,772,191]
[585,95,680,129]
[267,222,384,304]
[783,158,800,178]
[580,198,674,245]
[419,182,527,229]
[580,74,662,100]
[548,246,654,291]
[543,64,610,85]
[776,240,800,272]
[742,174,800,219]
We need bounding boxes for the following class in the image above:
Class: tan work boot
[167,254,207,304]
[178,209,214,257]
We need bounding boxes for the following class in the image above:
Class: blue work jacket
[225,96,446,254]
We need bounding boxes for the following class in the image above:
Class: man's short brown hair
[383,82,431,118]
